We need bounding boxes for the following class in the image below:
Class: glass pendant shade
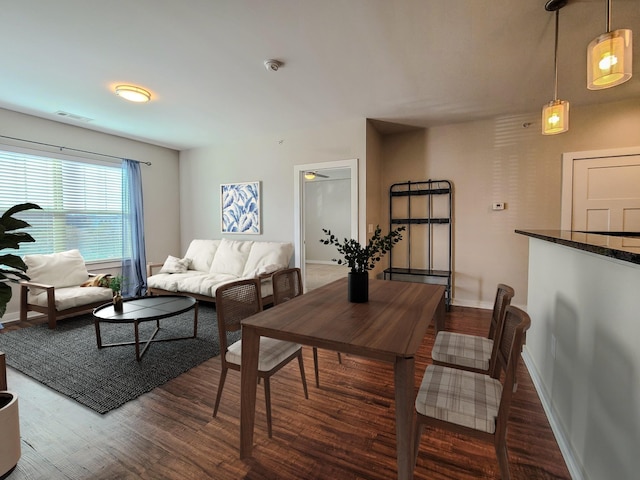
[542,99,569,135]
[587,29,633,89]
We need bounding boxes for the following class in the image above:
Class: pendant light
[542,0,569,135]
[587,0,632,90]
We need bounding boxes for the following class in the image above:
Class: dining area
[236,275,446,480]
[206,267,549,480]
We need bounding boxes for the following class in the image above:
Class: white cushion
[27,285,112,311]
[159,255,191,274]
[147,271,206,292]
[209,238,253,276]
[184,239,220,272]
[242,241,294,277]
[226,337,301,371]
[24,249,89,288]
[415,365,502,434]
[432,331,493,371]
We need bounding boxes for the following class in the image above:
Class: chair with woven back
[414,305,531,479]
[212,277,309,438]
[271,267,342,388]
[431,283,515,376]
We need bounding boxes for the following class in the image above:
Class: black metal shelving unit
[384,179,453,309]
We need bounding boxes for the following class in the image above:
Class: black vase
[348,272,369,303]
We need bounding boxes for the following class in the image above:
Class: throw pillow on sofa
[160,255,191,274]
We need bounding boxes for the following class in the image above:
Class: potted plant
[320,225,405,302]
[0,203,41,319]
[0,202,40,477]
[108,275,124,312]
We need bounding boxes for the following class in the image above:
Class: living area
[1,1,640,479]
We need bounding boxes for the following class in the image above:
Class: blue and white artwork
[221,181,261,234]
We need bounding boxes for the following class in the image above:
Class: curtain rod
[0,134,152,166]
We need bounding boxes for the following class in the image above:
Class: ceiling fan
[304,171,329,180]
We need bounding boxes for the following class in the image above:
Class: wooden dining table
[239,277,446,480]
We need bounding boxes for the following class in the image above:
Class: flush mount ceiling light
[115,85,151,103]
[542,0,570,135]
[587,0,633,90]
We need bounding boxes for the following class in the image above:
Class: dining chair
[414,305,531,479]
[431,283,514,375]
[212,277,309,438]
[271,267,342,388]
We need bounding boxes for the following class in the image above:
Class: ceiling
[2,0,639,151]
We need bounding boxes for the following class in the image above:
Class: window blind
[0,149,124,262]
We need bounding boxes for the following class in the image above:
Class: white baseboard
[522,348,585,480]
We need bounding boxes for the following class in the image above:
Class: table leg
[193,302,199,338]
[239,326,260,459]
[94,321,103,349]
[394,356,415,480]
[435,291,446,333]
[134,321,141,361]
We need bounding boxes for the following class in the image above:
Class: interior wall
[305,178,351,263]
[178,117,367,254]
[379,98,640,309]
[526,238,640,479]
[364,121,385,278]
[0,108,180,322]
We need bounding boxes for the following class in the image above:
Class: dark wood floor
[1,305,570,480]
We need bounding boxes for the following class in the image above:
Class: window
[0,148,125,262]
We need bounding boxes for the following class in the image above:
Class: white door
[562,148,640,247]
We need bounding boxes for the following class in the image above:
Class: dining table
[239,277,446,480]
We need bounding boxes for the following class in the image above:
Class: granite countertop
[515,229,640,266]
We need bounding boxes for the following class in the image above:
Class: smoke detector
[264,59,283,72]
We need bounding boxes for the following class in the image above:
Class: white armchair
[19,249,113,329]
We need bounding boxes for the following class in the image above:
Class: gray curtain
[121,159,147,297]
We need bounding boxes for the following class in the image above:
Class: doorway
[293,159,358,291]
[561,147,640,240]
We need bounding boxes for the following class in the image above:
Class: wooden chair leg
[47,311,57,329]
[264,377,272,438]
[212,368,228,417]
[413,421,424,467]
[297,352,309,399]
[495,439,511,480]
[312,347,320,387]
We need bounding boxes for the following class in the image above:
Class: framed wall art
[221,181,261,234]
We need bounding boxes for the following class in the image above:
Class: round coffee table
[93,295,198,361]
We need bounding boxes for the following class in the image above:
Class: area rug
[0,304,238,414]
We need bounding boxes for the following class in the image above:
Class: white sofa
[147,239,294,305]
[20,249,114,329]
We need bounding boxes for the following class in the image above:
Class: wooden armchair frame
[20,279,111,329]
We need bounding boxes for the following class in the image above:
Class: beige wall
[0,108,180,321]
[375,98,640,309]
[178,117,368,254]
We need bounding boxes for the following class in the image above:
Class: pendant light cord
[553,9,560,101]
[606,0,611,33]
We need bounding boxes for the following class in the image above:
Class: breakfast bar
[516,229,640,479]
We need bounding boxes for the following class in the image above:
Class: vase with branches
[320,225,405,302]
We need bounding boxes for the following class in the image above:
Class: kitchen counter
[515,229,640,265]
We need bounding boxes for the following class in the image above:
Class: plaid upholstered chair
[212,277,308,438]
[431,284,514,376]
[414,305,531,479]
